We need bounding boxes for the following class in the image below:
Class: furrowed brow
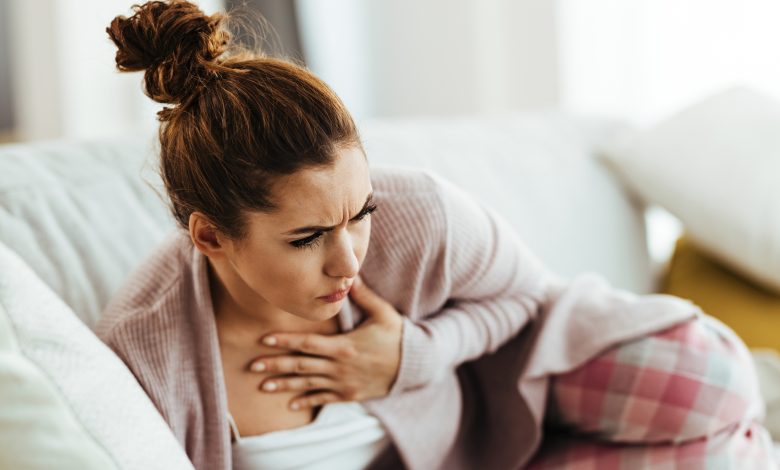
[284,193,374,236]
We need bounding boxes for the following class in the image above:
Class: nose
[324,230,360,279]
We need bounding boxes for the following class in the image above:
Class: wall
[296,0,561,120]
[558,0,780,126]
[6,0,223,142]
[9,1,780,139]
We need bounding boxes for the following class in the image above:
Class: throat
[212,290,344,353]
[215,307,341,350]
[206,255,342,350]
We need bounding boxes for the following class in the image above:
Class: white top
[228,402,391,470]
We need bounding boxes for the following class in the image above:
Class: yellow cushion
[662,236,780,352]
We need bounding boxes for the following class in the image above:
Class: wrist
[387,317,440,394]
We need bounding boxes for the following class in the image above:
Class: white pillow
[0,139,175,328]
[0,302,116,469]
[0,241,193,470]
[601,87,780,292]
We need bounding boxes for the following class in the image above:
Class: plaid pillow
[546,316,762,444]
[527,421,775,469]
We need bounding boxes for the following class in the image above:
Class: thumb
[349,277,391,318]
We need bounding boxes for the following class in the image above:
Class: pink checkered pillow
[546,316,762,444]
[528,421,775,469]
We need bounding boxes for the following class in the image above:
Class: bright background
[2,0,779,264]
[3,0,780,141]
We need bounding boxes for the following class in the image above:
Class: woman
[97,1,772,469]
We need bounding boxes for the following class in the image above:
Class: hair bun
[107,0,228,104]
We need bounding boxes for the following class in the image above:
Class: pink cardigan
[96,167,699,469]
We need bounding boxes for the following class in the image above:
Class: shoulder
[370,165,473,214]
[368,166,451,238]
[367,167,449,266]
[370,165,462,204]
[95,232,213,439]
[96,231,195,342]
[361,167,464,311]
[368,166,485,248]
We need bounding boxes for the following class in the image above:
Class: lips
[318,285,351,303]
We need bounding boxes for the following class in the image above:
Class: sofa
[0,107,777,468]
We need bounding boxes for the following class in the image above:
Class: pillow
[0,139,175,328]
[0,302,116,469]
[0,241,193,470]
[549,317,762,444]
[661,236,780,444]
[600,87,780,292]
[661,236,780,352]
[752,350,780,443]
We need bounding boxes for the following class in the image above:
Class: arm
[390,174,564,393]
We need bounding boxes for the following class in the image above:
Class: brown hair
[107,0,362,238]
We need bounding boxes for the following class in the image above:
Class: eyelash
[290,204,378,250]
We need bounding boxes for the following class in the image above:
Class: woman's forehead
[266,146,371,223]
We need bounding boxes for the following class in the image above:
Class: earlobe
[189,212,224,257]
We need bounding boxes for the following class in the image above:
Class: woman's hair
[107,0,362,238]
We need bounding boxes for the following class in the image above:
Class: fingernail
[290,402,300,410]
[263,382,277,392]
[251,362,265,372]
[263,336,277,346]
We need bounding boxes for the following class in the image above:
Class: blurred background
[2,0,780,267]
[2,0,780,143]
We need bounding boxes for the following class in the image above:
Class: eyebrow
[283,193,374,236]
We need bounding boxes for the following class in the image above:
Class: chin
[295,301,343,322]
[316,301,344,319]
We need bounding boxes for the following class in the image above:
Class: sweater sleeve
[389,174,566,393]
[97,320,164,417]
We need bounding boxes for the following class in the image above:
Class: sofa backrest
[0,113,649,328]
[0,139,174,328]
[360,113,650,292]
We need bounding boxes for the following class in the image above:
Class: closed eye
[353,203,377,221]
[290,231,324,249]
[289,203,377,250]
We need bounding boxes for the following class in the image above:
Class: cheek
[355,220,372,263]
[237,222,371,307]
[238,245,322,299]
[264,253,322,293]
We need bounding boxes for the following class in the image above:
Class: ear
[188,211,230,258]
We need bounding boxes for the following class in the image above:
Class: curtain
[0,0,14,137]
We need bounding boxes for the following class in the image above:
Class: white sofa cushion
[0,139,175,327]
[0,240,193,469]
[0,301,116,469]
[601,87,780,293]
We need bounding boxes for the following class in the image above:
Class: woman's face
[220,145,373,323]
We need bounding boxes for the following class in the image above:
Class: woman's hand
[249,277,403,411]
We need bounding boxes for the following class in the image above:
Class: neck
[206,258,335,348]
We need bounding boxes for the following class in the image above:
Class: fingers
[348,276,393,319]
[260,333,357,360]
[289,391,342,411]
[259,375,335,395]
[249,355,337,376]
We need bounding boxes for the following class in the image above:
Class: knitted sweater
[96,167,699,469]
